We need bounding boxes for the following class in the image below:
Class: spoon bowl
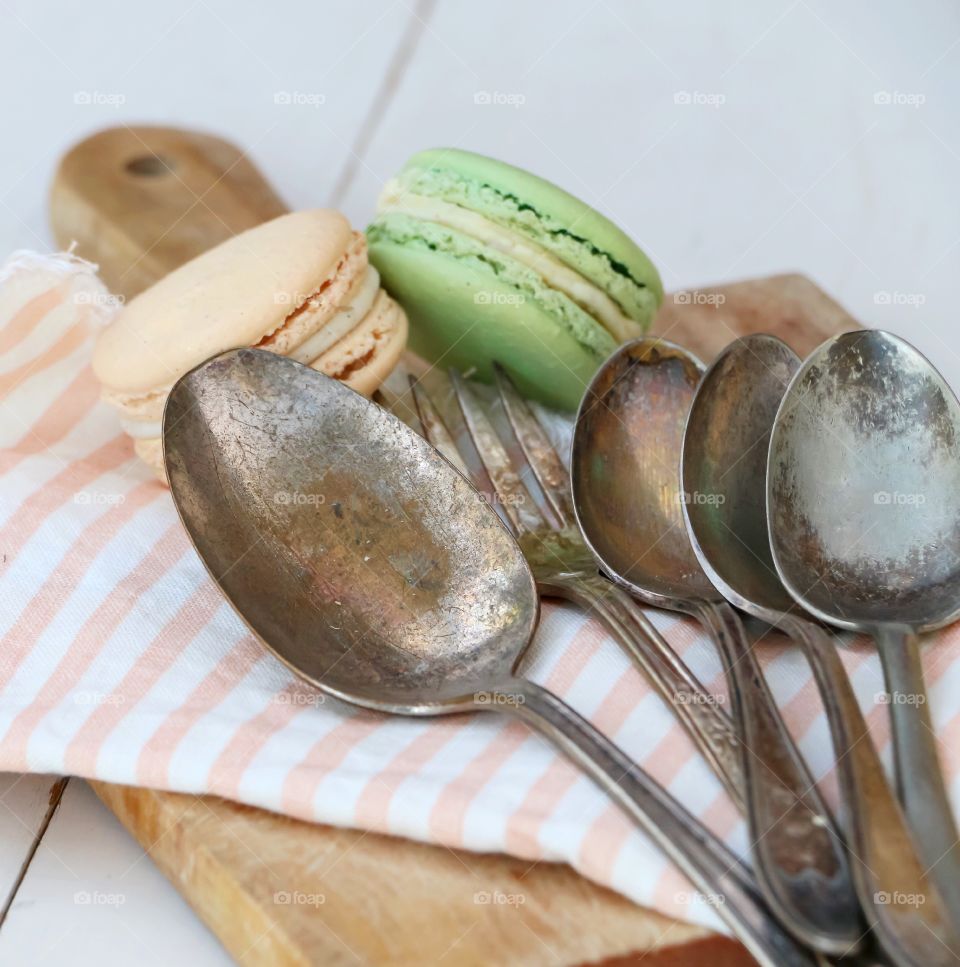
[164,348,538,713]
[681,334,798,617]
[768,329,960,630]
[571,339,713,605]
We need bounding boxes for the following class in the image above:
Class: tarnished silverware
[570,337,861,955]
[407,364,746,810]
[163,347,818,967]
[768,329,960,934]
[683,333,956,965]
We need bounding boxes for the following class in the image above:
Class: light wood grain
[48,125,858,967]
[50,126,288,299]
[94,782,751,967]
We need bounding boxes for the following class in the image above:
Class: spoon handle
[689,599,862,954]
[537,572,746,811]
[487,677,817,967]
[780,615,958,965]
[874,623,960,933]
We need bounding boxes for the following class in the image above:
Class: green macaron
[367,148,663,411]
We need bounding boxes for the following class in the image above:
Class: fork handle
[484,678,817,967]
[690,599,862,954]
[537,572,745,811]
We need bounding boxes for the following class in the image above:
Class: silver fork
[405,364,747,812]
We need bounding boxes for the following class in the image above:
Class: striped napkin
[3,251,960,935]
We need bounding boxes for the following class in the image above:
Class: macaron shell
[132,294,407,483]
[393,148,663,323]
[368,224,615,411]
[93,210,356,396]
[256,231,367,356]
[313,291,409,397]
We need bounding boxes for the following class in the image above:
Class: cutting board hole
[125,154,175,177]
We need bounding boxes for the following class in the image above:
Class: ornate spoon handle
[482,677,818,967]
[690,599,861,955]
[537,571,745,810]
[874,622,960,935]
[782,615,958,965]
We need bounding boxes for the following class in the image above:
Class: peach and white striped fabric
[3,252,960,934]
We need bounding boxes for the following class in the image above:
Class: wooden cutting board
[48,126,857,967]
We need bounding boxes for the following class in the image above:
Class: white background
[1,1,958,962]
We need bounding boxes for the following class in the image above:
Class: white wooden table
[1,0,959,962]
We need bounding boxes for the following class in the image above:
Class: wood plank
[0,779,230,965]
[336,1,959,390]
[0,0,412,257]
[653,274,858,359]
[92,782,750,967]
[0,774,68,924]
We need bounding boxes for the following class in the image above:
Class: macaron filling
[378,185,643,344]
[289,267,381,365]
[382,160,660,325]
[367,212,617,360]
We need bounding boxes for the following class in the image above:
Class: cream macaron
[93,210,408,479]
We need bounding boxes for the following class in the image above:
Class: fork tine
[373,363,424,432]
[449,370,545,536]
[409,376,518,532]
[492,362,574,526]
[408,377,469,477]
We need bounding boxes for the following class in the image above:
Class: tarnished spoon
[683,333,956,965]
[571,337,861,955]
[768,328,960,935]
[163,348,818,967]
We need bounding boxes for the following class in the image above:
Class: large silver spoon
[768,328,960,935]
[683,333,956,965]
[571,337,861,955]
[163,348,817,967]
